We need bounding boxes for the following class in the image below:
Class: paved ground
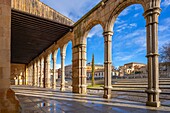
[12,86,170,113]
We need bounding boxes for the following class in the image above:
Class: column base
[145,89,161,107]
[72,85,79,93]
[146,101,161,107]
[0,88,21,113]
[103,86,112,99]
[52,86,56,89]
[39,83,43,88]
[60,87,65,92]
[103,94,112,99]
[45,83,51,88]
[52,84,56,89]
[72,85,87,94]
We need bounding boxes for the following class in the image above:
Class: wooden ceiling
[11,9,73,64]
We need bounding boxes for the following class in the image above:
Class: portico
[0,0,162,112]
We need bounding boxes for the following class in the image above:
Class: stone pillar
[144,6,161,107]
[22,70,25,85]
[28,65,31,86]
[43,57,46,88]
[103,31,113,99]
[40,58,43,87]
[60,49,66,91]
[25,66,28,85]
[28,65,31,85]
[44,55,51,88]
[37,61,39,87]
[33,62,37,86]
[72,44,87,94]
[52,51,57,89]
[31,64,34,86]
[0,0,20,112]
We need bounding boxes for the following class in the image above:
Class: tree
[160,42,170,62]
[91,54,95,86]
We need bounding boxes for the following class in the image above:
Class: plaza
[12,85,170,113]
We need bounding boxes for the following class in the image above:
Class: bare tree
[160,42,170,62]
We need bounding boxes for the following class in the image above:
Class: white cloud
[158,17,170,48]
[159,25,169,32]
[115,18,126,24]
[130,23,137,27]
[134,5,142,10]
[164,17,170,23]
[115,23,137,33]
[158,18,170,36]
[161,0,170,7]
[40,0,101,22]
[87,25,103,38]
[112,27,146,63]
[116,54,134,61]
[118,5,142,17]
[119,7,131,16]
[114,46,146,62]
[120,29,145,40]
[134,13,139,17]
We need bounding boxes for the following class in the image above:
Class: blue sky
[41,0,170,68]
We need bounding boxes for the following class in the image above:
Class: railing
[11,0,74,26]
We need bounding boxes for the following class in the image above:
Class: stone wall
[11,0,74,26]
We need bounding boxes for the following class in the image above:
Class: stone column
[47,55,51,88]
[60,49,66,91]
[28,65,31,85]
[103,31,113,99]
[144,6,161,107]
[37,61,39,87]
[25,66,28,85]
[28,65,31,86]
[31,64,34,86]
[0,0,20,112]
[44,54,51,88]
[34,62,37,86]
[27,66,29,85]
[22,70,25,85]
[39,58,43,87]
[72,44,87,94]
[43,57,46,88]
[52,51,57,89]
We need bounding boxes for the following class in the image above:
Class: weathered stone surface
[11,0,74,26]
[0,0,20,112]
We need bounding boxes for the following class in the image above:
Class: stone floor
[12,86,170,113]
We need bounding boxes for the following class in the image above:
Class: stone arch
[60,43,68,54]
[105,0,146,31]
[81,20,105,44]
[54,49,58,57]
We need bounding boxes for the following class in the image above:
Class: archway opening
[65,41,73,90]
[56,49,61,88]
[112,4,147,102]
[85,24,104,95]
[49,53,53,88]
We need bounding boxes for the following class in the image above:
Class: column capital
[143,7,161,18]
[146,53,159,58]
[73,44,86,49]
[103,31,113,36]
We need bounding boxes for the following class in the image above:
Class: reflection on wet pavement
[12,86,170,113]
